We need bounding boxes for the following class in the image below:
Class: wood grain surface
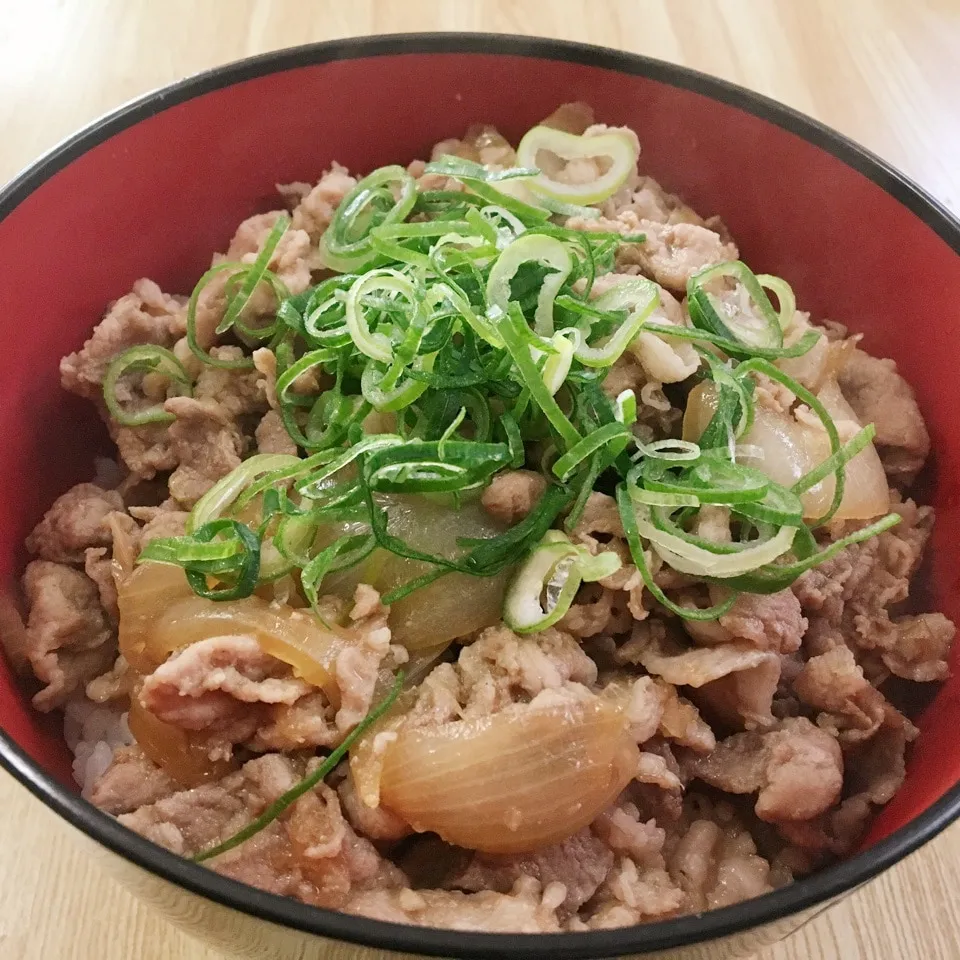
[2,2,959,958]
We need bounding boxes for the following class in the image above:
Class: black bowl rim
[2,32,959,960]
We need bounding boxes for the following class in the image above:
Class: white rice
[63,697,132,797]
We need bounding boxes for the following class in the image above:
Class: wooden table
[2,2,959,958]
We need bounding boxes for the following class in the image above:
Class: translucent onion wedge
[683,380,889,521]
[798,378,889,520]
[324,495,511,651]
[148,595,353,697]
[128,697,237,787]
[117,562,195,674]
[376,696,639,853]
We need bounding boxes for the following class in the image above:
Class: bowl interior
[1,47,959,852]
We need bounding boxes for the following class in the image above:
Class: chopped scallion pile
[107,129,899,627]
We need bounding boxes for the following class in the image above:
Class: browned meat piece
[111,421,177,479]
[859,612,955,683]
[666,815,772,912]
[686,718,843,823]
[540,102,595,134]
[576,861,683,929]
[778,726,909,856]
[847,725,909,806]
[224,211,315,295]
[622,675,667,745]
[450,829,614,913]
[592,801,666,865]
[603,175,705,227]
[622,220,738,292]
[712,589,807,654]
[837,349,930,484]
[559,583,622,639]
[139,635,311,736]
[286,164,357,240]
[480,470,546,526]
[571,492,625,542]
[654,680,716,753]
[332,586,394,733]
[89,746,178,815]
[119,754,404,909]
[455,625,598,717]
[19,561,115,711]
[619,621,781,730]
[792,499,945,678]
[636,751,683,792]
[83,548,119,623]
[192,356,268,421]
[250,692,340,753]
[693,656,782,732]
[793,645,913,745]
[255,409,297,455]
[60,279,182,400]
[131,505,190,545]
[164,397,243,507]
[567,213,737,294]
[85,654,135,702]
[25,483,124,563]
[346,878,562,932]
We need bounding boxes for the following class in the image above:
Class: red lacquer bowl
[1,34,958,960]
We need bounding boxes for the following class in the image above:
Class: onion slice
[377,695,639,853]
[148,595,352,696]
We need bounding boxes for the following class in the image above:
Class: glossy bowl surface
[1,33,959,960]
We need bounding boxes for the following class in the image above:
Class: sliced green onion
[553,422,630,481]
[634,501,795,578]
[503,536,581,633]
[189,454,301,532]
[638,457,770,504]
[731,482,805,527]
[499,304,582,450]
[138,519,261,601]
[345,269,423,364]
[186,264,255,369]
[364,440,510,495]
[301,533,377,610]
[319,166,416,272]
[516,125,639,204]
[642,322,819,361]
[687,261,784,351]
[502,530,619,634]
[194,671,404,863]
[615,485,737,621]
[756,274,796,332]
[635,439,702,462]
[712,513,902,594]
[541,330,577,396]
[485,233,572,337]
[423,156,539,183]
[361,354,435,412]
[614,389,637,425]
[575,277,659,368]
[216,215,289,336]
[736,358,844,526]
[629,488,701,508]
[102,345,193,426]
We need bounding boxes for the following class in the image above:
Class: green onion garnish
[97,136,898,629]
[193,671,404,864]
[102,345,193,426]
